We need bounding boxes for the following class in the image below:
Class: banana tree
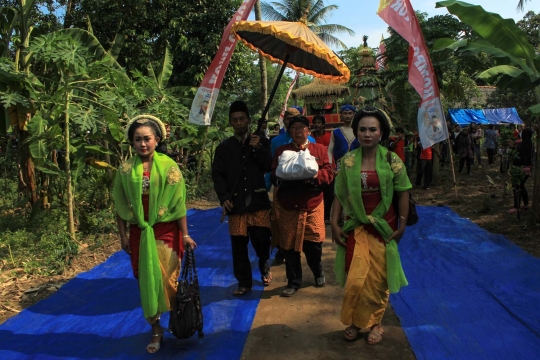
[434,0,540,221]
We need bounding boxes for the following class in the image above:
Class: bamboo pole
[447,138,458,198]
[194,125,210,189]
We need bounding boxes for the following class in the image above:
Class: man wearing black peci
[212,101,273,297]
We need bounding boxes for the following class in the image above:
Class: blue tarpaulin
[448,109,490,126]
[391,206,540,359]
[2,206,540,359]
[484,108,524,125]
[0,207,266,360]
[449,108,524,126]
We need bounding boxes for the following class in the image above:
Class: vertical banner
[378,0,448,148]
[277,72,299,129]
[375,35,386,70]
[189,0,257,125]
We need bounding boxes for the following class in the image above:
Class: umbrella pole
[259,54,291,126]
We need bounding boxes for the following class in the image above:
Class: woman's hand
[121,236,131,254]
[183,236,197,250]
[330,223,347,248]
[386,229,405,244]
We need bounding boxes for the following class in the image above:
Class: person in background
[311,115,333,222]
[212,101,273,296]
[271,116,334,297]
[415,142,435,190]
[113,115,197,354]
[470,123,483,168]
[484,124,499,165]
[508,128,533,214]
[311,115,331,147]
[456,126,475,175]
[392,127,406,162]
[328,105,360,173]
[452,124,461,154]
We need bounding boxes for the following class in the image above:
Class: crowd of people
[113,104,535,353]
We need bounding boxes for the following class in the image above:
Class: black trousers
[322,179,335,220]
[283,241,323,289]
[231,226,271,288]
[513,175,530,208]
[459,156,472,174]
[487,148,496,164]
[415,159,433,189]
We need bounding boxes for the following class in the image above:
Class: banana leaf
[436,1,537,71]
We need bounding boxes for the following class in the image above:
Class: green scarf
[113,152,186,319]
[334,145,412,293]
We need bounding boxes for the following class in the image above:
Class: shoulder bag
[169,247,204,339]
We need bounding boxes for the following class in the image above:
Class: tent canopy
[483,108,523,125]
[449,108,523,126]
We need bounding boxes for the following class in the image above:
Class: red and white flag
[375,35,386,70]
[378,0,448,148]
[189,0,257,125]
[277,72,299,129]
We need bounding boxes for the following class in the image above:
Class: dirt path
[240,226,415,360]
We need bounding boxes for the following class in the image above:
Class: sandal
[233,286,251,296]
[343,325,359,341]
[367,326,384,345]
[147,332,164,353]
[262,272,273,286]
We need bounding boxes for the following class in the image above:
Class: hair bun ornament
[124,114,168,141]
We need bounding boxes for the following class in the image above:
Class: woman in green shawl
[330,107,412,344]
[113,115,197,354]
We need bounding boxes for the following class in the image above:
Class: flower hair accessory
[125,114,168,142]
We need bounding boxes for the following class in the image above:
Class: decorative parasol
[232,14,350,124]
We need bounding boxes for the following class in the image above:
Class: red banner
[375,35,386,70]
[189,0,257,125]
[378,0,448,148]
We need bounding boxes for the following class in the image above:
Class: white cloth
[276,148,319,180]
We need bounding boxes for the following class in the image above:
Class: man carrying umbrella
[212,101,273,296]
[328,105,360,173]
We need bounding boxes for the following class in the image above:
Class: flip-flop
[343,325,359,341]
[233,286,251,296]
[367,326,384,345]
[262,272,273,286]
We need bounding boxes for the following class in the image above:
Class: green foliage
[260,0,355,49]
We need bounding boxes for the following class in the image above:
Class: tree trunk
[64,0,74,29]
[64,88,76,239]
[532,87,540,223]
[254,1,268,115]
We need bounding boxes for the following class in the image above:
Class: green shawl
[334,145,412,293]
[113,152,186,319]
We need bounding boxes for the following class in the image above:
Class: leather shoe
[281,287,297,297]
[316,275,326,287]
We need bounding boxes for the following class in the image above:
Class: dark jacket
[212,134,272,215]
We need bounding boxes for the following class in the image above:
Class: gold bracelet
[182,235,191,238]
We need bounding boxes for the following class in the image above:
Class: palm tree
[517,0,529,11]
[260,0,355,49]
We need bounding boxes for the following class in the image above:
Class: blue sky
[252,0,538,49]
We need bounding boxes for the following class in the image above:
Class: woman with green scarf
[113,115,197,354]
[330,107,412,344]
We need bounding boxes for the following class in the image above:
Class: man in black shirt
[212,101,273,296]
